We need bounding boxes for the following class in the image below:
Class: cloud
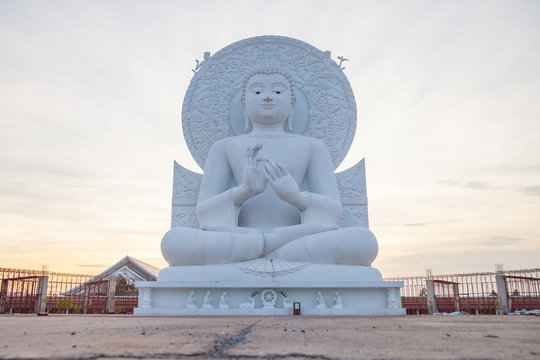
[438,179,491,190]
[483,235,526,246]
[519,186,540,197]
[403,223,429,227]
[479,164,540,175]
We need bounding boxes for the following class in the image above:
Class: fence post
[452,283,460,313]
[35,276,49,313]
[83,284,89,314]
[107,279,117,313]
[0,279,8,313]
[426,279,437,314]
[495,275,510,314]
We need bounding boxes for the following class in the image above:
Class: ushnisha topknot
[241,70,295,104]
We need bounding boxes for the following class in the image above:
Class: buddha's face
[244,73,293,128]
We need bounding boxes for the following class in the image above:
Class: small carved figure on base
[316,291,326,309]
[219,291,229,309]
[239,297,255,309]
[332,291,343,309]
[283,296,294,309]
[186,291,197,309]
[203,291,213,309]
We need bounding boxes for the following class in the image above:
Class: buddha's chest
[225,138,311,182]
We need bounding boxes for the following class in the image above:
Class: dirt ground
[0,314,539,360]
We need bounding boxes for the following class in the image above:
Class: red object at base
[293,302,301,315]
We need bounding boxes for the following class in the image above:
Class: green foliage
[55,299,73,313]
[55,299,83,313]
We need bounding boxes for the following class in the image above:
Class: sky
[1,0,539,277]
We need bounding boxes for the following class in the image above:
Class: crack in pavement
[7,353,337,360]
[211,320,261,357]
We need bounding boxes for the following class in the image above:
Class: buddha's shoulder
[208,136,237,150]
[293,135,328,151]
[209,134,327,150]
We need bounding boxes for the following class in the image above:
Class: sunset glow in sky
[1,1,539,276]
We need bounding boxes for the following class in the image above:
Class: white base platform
[134,259,405,316]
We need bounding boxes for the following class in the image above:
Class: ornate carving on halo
[336,158,369,228]
[337,56,349,70]
[171,206,199,228]
[182,35,357,170]
[341,205,369,228]
[172,161,202,205]
[336,159,367,204]
[192,51,211,73]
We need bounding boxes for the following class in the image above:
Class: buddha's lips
[260,104,276,109]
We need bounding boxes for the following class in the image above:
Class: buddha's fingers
[252,143,263,157]
[264,161,278,181]
[275,162,288,177]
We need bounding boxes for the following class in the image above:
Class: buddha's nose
[263,97,272,102]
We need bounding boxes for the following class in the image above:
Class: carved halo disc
[182,35,357,170]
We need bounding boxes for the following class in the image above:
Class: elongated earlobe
[243,111,251,132]
[286,105,294,132]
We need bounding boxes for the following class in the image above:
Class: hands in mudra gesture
[242,144,309,210]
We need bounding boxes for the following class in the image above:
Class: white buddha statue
[161,70,378,267]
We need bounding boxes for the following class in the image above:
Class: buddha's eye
[274,91,281,94]
[255,91,261,94]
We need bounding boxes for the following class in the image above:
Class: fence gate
[82,279,110,314]
[0,276,39,313]
[433,279,460,313]
[505,275,540,312]
[114,278,139,314]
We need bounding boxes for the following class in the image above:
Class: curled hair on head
[241,70,296,133]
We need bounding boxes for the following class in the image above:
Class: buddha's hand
[242,144,267,196]
[264,160,309,210]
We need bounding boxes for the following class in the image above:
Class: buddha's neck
[249,123,286,136]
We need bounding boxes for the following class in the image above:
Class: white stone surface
[134,277,406,316]
[162,72,378,267]
[182,35,356,170]
[135,35,404,316]
[171,157,369,229]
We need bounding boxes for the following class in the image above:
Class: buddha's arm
[196,141,239,228]
[196,141,267,229]
[301,139,342,225]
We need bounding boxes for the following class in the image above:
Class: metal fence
[386,268,540,314]
[2,266,538,315]
[0,268,138,314]
[504,268,540,312]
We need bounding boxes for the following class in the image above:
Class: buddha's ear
[243,111,252,133]
[285,104,294,133]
